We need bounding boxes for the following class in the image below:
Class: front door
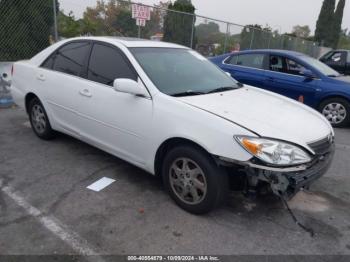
[264,55,318,106]
[76,42,153,167]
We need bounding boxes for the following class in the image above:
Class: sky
[59,0,350,34]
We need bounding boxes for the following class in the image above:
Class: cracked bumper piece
[220,142,335,198]
[248,142,335,198]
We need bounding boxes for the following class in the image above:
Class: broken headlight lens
[235,136,312,166]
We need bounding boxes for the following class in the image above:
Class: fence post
[190,14,195,49]
[223,23,229,54]
[53,0,58,41]
[249,28,255,49]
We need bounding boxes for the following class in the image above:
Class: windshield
[130,47,239,96]
[299,56,340,77]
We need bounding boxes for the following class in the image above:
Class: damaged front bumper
[219,142,335,199]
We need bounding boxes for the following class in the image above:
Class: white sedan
[11,37,335,214]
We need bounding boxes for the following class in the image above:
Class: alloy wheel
[169,157,207,205]
[322,103,347,125]
[31,104,47,134]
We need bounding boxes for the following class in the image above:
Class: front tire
[162,145,229,214]
[28,98,56,140]
[319,98,350,127]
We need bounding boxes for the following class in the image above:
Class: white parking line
[23,121,30,128]
[0,180,105,262]
[87,177,115,192]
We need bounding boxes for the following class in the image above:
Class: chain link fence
[0,0,330,63]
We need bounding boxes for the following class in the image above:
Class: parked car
[11,37,334,214]
[319,49,350,76]
[210,49,350,127]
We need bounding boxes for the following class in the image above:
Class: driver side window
[87,43,137,86]
[269,55,307,76]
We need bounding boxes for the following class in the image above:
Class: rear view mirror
[113,78,149,98]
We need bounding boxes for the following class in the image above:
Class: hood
[333,75,350,84]
[178,86,332,150]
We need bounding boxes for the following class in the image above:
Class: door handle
[79,88,92,97]
[267,77,275,82]
[37,73,45,81]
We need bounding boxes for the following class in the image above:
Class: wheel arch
[25,92,39,114]
[318,95,350,109]
[154,137,214,177]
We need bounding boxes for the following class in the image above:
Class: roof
[232,49,307,57]
[67,36,187,49]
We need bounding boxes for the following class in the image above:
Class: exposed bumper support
[218,143,335,198]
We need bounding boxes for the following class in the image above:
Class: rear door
[221,53,267,87]
[39,41,91,136]
[76,42,153,166]
[264,54,318,105]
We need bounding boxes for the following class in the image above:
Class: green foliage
[163,0,195,47]
[58,11,81,38]
[338,29,350,49]
[332,0,346,48]
[59,0,162,39]
[0,0,56,60]
[292,25,311,39]
[315,0,346,48]
[240,25,273,50]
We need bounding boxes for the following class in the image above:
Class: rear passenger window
[228,54,264,69]
[87,44,137,86]
[52,42,90,76]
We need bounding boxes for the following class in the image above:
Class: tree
[240,24,272,49]
[315,0,346,48]
[0,0,57,60]
[78,0,162,39]
[338,29,350,49]
[58,11,81,38]
[331,0,346,48]
[291,25,311,39]
[163,0,196,47]
[315,0,335,46]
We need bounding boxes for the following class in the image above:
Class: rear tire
[319,98,350,128]
[162,145,229,214]
[28,97,56,140]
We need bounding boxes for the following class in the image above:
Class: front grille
[307,135,333,155]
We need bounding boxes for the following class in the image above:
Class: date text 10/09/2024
[127,256,220,261]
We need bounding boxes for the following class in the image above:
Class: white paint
[0,180,104,261]
[87,177,116,192]
[11,36,333,176]
[23,121,31,128]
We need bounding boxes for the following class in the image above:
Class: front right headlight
[235,136,312,166]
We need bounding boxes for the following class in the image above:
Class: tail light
[11,64,14,76]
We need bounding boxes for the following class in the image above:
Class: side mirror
[113,78,149,98]
[225,72,231,77]
[300,69,316,79]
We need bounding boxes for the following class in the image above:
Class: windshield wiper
[171,90,206,97]
[206,85,239,94]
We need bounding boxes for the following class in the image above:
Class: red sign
[132,4,151,20]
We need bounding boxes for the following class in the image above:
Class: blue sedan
[210,50,350,127]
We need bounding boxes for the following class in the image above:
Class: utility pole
[53,0,58,41]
